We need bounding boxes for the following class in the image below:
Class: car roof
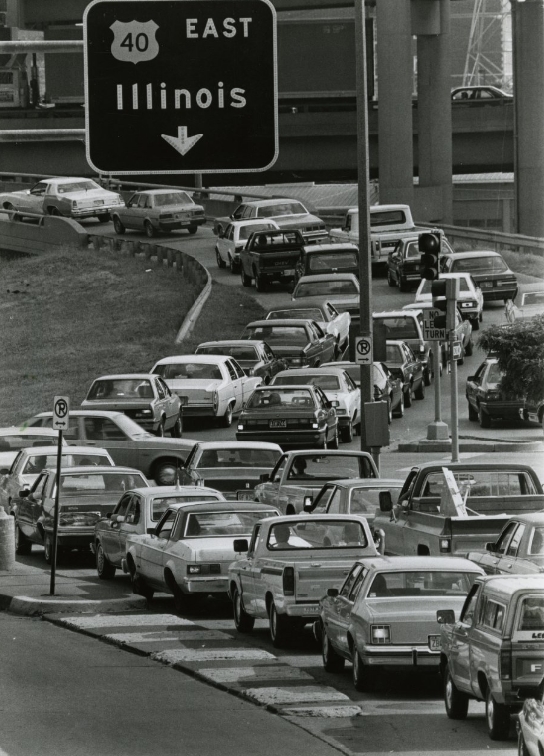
[246,319,312,328]
[193,441,282,451]
[153,355,231,365]
[92,373,157,380]
[412,461,536,473]
[302,243,358,253]
[259,513,371,525]
[385,339,408,347]
[503,512,544,525]
[127,485,224,497]
[274,367,348,377]
[352,555,484,571]
[17,445,111,456]
[323,478,404,489]
[287,449,370,457]
[169,501,278,514]
[443,250,501,259]
[478,574,544,594]
[230,218,279,227]
[266,299,333,312]
[196,340,265,348]
[33,410,128,419]
[296,273,358,283]
[243,198,307,208]
[373,310,420,318]
[252,384,316,392]
[0,427,59,436]
[137,188,191,195]
[51,465,144,475]
[48,177,93,184]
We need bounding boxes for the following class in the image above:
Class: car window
[350,486,401,515]
[31,181,48,195]
[495,521,519,555]
[155,362,223,380]
[84,417,125,441]
[518,596,544,631]
[156,509,176,539]
[528,527,544,555]
[125,496,141,525]
[229,360,245,379]
[155,380,166,400]
[506,523,526,557]
[339,564,363,597]
[270,455,287,482]
[184,510,274,537]
[349,569,368,601]
[267,519,368,550]
[247,524,261,557]
[460,583,480,624]
[246,388,316,409]
[137,194,148,209]
[326,488,343,514]
[128,193,139,207]
[311,485,335,514]
[113,493,133,518]
[232,205,245,219]
[30,472,48,498]
[225,361,238,381]
[375,316,419,340]
[481,599,506,632]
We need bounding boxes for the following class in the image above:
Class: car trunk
[166,379,221,405]
[294,554,360,602]
[365,596,468,643]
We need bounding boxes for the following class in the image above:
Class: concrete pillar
[376,0,414,206]
[0,509,15,571]
[413,0,453,224]
[513,0,544,237]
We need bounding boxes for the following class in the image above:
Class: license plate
[301,605,319,615]
[92,200,104,206]
[269,419,287,428]
[428,635,441,651]
[283,269,295,276]
[236,490,254,501]
[481,282,493,288]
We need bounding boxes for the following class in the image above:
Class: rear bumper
[180,576,228,594]
[360,645,440,667]
[157,217,205,230]
[179,405,217,417]
[481,400,523,420]
[236,429,326,447]
[481,287,517,301]
[285,603,321,619]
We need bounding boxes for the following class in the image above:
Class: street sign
[452,340,463,360]
[354,336,373,365]
[52,396,70,431]
[423,308,447,341]
[83,0,278,174]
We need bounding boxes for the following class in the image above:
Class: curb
[397,439,544,452]
[3,594,148,617]
[175,267,212,343]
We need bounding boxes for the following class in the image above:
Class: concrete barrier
[0,214,88,254]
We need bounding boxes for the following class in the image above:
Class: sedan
[151,354,262,427]
[466,356,525,427]
[236,385,339,449]
[440,250,518,302]
[240,319,336,368]
[306,478,404,526]
[215,218,279,272]
[179,441,282,500]
[294,243,359,283]
[213,198,327,244]
[316,556,484,690]
[383,340,425,407]
[403,302,474,364]
[387,236,455,292]
[415,273,484,329]
[292,273,360,318]
[194,340,286,384]
[270,367,360,443]
[111,189,205,237]
[0,427,67,472]
[322,361,404,421]
[467,513,544,576]
[451,85,513,102]
[265,298,350,358]
[506,290,544,322]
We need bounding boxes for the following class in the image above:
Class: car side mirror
[303,495,313,512]
[111,514,125,523]
[106,512,112,519]
[379,491,393,512]
[0,467,9,475]
[259,473,270,484]
[485,542,496,552]
[327,588,339,598]
[233,538,249,553]
[436,609,455,625]
[468,376,478,383]
[18,489,30,498]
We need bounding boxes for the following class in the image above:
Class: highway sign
[52,396,70,431]
[354,336,373,365]
[423,308,447,341]
[83,0,278,174]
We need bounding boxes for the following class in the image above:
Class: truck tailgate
[448,515,513,555]
[295,558,355,601]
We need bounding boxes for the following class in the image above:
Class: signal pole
[446,278,460,462]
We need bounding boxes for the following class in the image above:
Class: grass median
[0,245,265,426]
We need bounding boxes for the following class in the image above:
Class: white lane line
[279,655,322,668]
[198,618,268,630]
[105,630,231,644]
[198,666,313,683]
[59,614,194,629]
[243,686,350,705]
[152,648,276,663]
[283,705,362,718]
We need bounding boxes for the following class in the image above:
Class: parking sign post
[50,396,69,596]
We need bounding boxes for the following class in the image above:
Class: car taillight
[499,646,512,680]
[371,625,391,644]
[283,566,295,596]
[439,538,451,553]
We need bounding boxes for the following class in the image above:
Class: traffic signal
[431,279,448,329]
[419,231,441,280]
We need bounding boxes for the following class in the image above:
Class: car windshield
[183,510,276,537]
[246,388,316,409]
[257,202,306,217]
[22,452,112,474]
[57,471,146,496]
[57,180,101,194]
[196,345,258,362]
[518,597,544,631]
[239,223,275,239]
[295,281,358,298]
[367,570,479,598]
[375,317,419,340]
[154,363,222,380]
[386,344,404,363]
[404,241,420,259]
[308,252,357,271]
[348,486,402,516]
[487,363,502,383]
[151,494,221,521]
[273,374,341,391]
[268,309,323,321]
[452,256,508,273]
[420,278,470,295]
[197,448,280,468]
[287,453,373,481]
[0,434,58,452]
[267,519,368,550]
[152,191,192,207]
[243,326,308,345]
[87,379,154,399]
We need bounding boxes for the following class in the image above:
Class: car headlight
[237,424,244,431]
[311,422,319,429]
[371,625,391,644]
[136,409,152,416]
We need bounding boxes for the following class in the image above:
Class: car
[387,236,455,291]
[403,301,474,363]
[383,339,426,407]
[373,309,437,386]
[215,218,280,272]
[12,465,149,562]
[322,361,404,420]
[270,367,361,443]
[506,289,544,323]
[517,686,544,756]
[440,250,518,302]
[151,354,262,427]
[111,188,205,237]
[0,444,115,514]
[240,319,337,368]
[467,513,544,576]
[466,356,527,428]
[317,556,484,690]
[194,340,286,384]
[414,272,484,330]
[0,177,124,222]
[0,427,67,472]
[24,410,196,487]
[294,242,359,283]
[265,298,350,358]
[292,273,360,318]
[306,477,405,526]
[81,373,182,437]
[93,485,226,579]
[213,197,328,244]
[451,85,513,102]
[178,441,282,500]
[236,384,340,449]
[125,501,280,609]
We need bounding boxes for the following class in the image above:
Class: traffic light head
[419,231,441,280]
[431,278,448,328]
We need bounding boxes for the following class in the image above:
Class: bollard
[0,509,15,571]
[156,247,164,265]
[143,244,153,259]
[92,236,101,251]
[166,249,174,267]
[175,251,183,271]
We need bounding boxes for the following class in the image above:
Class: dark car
[25,410,195,486]
[466,356,525,428]
[373,309,435,386]
[294,243,359,284]
[321,360,404,422]
[195,340,286,384]
[387,236,455,291]
[111,189,205,237]
[383,340,425,408]
[451,85,513,103]
[467,512,544,576]
[240,319,336,369]
[236,385,339,449]
[440,250,518,302]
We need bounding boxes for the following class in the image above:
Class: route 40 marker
[83,0,278,174]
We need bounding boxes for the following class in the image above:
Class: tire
[328,425,340,449]
[255,274,267,292]
[44,534,53,564]
[444,665,469,720]
[96,542,116,580]
[322,626,345,672]
[95,214,110,224]
[486,688,511,741]
[112,215,125,234]
[468,401,478,421]
[472,316,480,331]
[14,525,32,555]
[216,247,226,268]
[188,225,197,235]
[131,571,154,602]
[424,365,433,387]
[465,338,474,357]
[478,405,491,428]
[156,418,166,437]
[341,421,354,444]
[352,646,374,691]
[387,270,396,288]
[399,276,410,293]
[269,601,291,648]
[404,383,413,408]
[393,390,405,418]
[47,206,61,216]
[144,221,157,238]
[170,414,182,438]
[414,379,425,400]
[241,268,252,287]
[220,403,233,428]
[154,459,178,486]
[233,587,255,632]
[229,255,238,274]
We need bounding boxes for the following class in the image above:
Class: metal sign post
[423,310,449,441]
[446,279,460,462]
[50,396,69,596]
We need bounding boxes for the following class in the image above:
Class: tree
[478,314,544,403]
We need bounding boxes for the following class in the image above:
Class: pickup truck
[329,204,428,268]
[228,513,377,647]
[239,229,305,291]
[254,449,378,515]
[373,463,544,559]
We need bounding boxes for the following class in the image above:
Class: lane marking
[60,614,193,629]
[197,666,313,684]
[243,686,350,705]
[279,655,322,668]
[152,648,276,663]
[282,705,362,718]
[105,629,231,644]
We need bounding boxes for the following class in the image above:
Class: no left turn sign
[53,396,70,431]
[355,336,373,365]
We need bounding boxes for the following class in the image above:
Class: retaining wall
[0,214,88,254]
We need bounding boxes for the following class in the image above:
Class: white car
[151,354,262,427]
[215,218,279,273]
[0,427,67,474]
[292,273,361,318]
[125,500,279,609]
[270,367,361,443]
[414,273,484,329]
[0,444,115,514]
[265,298,351,358]
[0,177,124,222]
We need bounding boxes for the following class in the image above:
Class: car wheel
[96,542,116,580]
[393,389,405,418]
[229,255,238,274]
[156,418,166,437]
[170,414,182,438]
[95,213,110,224]
[154,459,179,486]
[216,247,226,268]
[47,206,62,216]
[468,401,478,421]
[398,276,410,293]
[241,268,252,287]
[188,224,198,235]
[44,534,53,564]
[269,601,291,648]
[14,524,32,555]
[387,397,393,425]
[144,220,157,238]
[341,421,354,444]
[112,215,125,234]
[414,379,425,400]
[233,587,255,633]
[220,403,233,428]
[328,425,340,449]
[424,364,433,387]
[478,404,491,428]
[352,645,374,691]
[387,270,396,288]
[465,338,474,357]
[486,688,511,741]
[472,316,480,331]
[322,625,345,672]
[255,274,267,292]
[131,570,154,602]
[444,664,469,719]
[404,383,413,408]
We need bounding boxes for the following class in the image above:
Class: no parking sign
[52,396,70,431]
[354,336,373,365]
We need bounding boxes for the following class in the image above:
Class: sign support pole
[426,347,449,440]
[49,428,63,596]
[449,310,460,463]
